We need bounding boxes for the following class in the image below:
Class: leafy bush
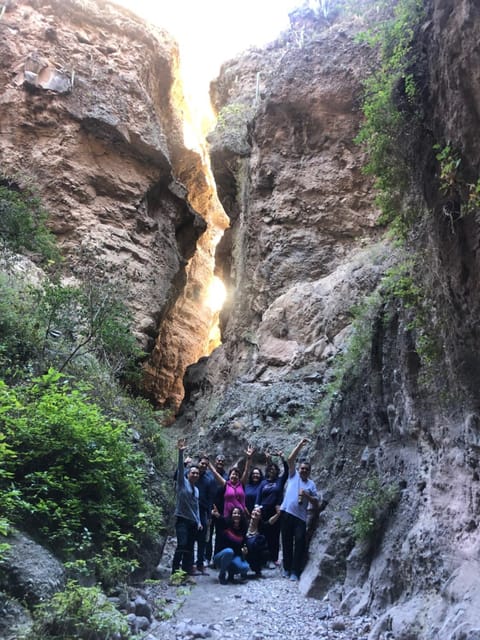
[0,273,43,377]
[0,272,144,385]
[350,476,399,541]
[313,291,381,427]
[0,434,13,561]
[355,0,425,230]
[381,260,443,370]
[433,143,480,218]
[28,580,131,640]
[0,369,163,582]
[37,279,145,379]
[0,181,60,265]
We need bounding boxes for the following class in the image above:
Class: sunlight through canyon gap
[112,0,305,405]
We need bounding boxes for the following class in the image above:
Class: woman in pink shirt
[209,445,254,517]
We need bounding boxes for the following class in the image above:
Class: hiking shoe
[282,570,290,578]
[289,573,299,582]
[219,573,228,585]
[198,566,210,575]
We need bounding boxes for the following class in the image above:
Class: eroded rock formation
[176,2,480,639]
[2,0,480,637]
[0,0,228,407]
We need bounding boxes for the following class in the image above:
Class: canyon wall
[2,0,480,638]
[0,0,228,408]
[177,2,480,639]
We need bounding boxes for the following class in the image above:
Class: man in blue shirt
[280,437,319,582]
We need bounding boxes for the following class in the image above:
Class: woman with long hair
[255,451,288,566]
[209,445,254,517]
[212,506,250,584]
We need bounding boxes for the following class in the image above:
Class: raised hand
[245,444,255,458]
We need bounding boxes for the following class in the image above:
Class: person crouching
[211,505,250,584]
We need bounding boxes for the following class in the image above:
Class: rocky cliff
[2,0,480,638]
[177,1,480,639]
[0,0,228,408]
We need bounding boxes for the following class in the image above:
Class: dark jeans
[262,507,282,562]
[172,516,197,574]
[281,511,307,577]
[195,515,208,566]
[206,516,221,561]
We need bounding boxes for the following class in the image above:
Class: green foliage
[381,260,443,369]
[0,181,60,265]
[313,292,381,427]
[355,0,425,229]
[37,278,145,378]
[0,272,44,377]
[0,516,11,561]
[0,429,15,561]
[381,260,421,309]
[169,569,188,586]
[465,177,480,214]
[0,272,143,384]
[350,476,399,541]
[28,580,131,640]
[434,144,461,197]
[433,143,480,217]
[0,370,162,584]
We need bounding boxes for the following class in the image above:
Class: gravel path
[138,545,373,640]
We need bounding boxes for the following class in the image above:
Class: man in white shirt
[280,437,319,582]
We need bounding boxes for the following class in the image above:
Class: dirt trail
[149,559,373,640]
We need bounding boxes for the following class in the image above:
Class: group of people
[172,436,319,585]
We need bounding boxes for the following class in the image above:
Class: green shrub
[350,476,399,541]
[37,279,144,379]
[0,369,162,582]
[381,260,443,370]
[0,273,43,377]
[355,0,425,230]
[313,291,381,427]
[0,181,60,265]
[28,580,131,640]
[0,271,143,384]
[433,143,480,217]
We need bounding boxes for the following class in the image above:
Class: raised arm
[208,460,227,487]
[240,444,255,485]
[277,451,289,488]
[287,437,310,476]
[176,438,187,489]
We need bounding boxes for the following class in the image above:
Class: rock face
[0,0,228,408]
[176,2,480,639]
[0,531,66,637]
[178,11,382,445]
[3,0,480,638]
